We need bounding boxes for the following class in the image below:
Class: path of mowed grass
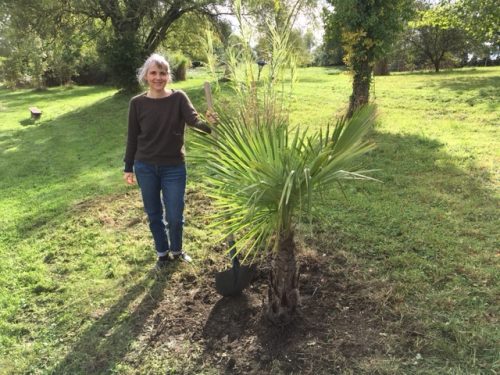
[0,66,498,374]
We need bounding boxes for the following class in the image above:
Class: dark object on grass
[215,237,253,297]
[257,59,267,81]
[29,107,42,120]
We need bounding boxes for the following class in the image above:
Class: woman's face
[146,64,169,92]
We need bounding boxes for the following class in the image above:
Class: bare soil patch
[131,249,408,374]
[76,189,412,374]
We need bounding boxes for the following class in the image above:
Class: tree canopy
[0,0,229,90]
[73,0,227,91]
[1,0,497,90]
[456,0,499,48]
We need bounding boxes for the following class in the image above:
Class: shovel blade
[215,266,253,297]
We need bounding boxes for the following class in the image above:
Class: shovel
[215,235,253,297]
[203,82,253,296]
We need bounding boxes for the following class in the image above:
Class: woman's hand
[205,110,219,125]
[124,172,135,185]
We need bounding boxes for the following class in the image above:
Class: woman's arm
[179,91,212,134]
[124,99,140,172]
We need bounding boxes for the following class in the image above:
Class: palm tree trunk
[267,231,300,325]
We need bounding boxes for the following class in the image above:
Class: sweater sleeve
[179,90,212,134]
[123,98,139,172]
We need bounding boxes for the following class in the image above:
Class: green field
[0,66,498,374]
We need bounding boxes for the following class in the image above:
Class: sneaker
[155,257,169,271]
[171,251,192,263]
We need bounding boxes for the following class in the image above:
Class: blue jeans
[134,160,186,257]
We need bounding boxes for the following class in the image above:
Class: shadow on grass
[392,67,497,77]
[311,130,498,370]
[19,118,38,126]
[434,75,500,109]
[368,129,495,186]
[0,93,129,234]
[0,86,114,107]
[433,75,500,92]
[300,75,346,84]
[3,81,497,372]
[329,130,497,253]
[0,83,213,242]
[194,126,497,373]
[50,268,176,374]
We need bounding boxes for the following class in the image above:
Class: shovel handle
[207,81,237,267]
[227,235,240,269]
[204,81,214,112]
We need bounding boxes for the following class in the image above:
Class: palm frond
[190,104,378,255]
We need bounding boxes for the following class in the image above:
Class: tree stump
[29,107,42,120]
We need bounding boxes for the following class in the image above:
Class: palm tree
[193,0,378,325]
[191,104,377,325]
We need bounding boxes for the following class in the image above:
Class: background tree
[0,0,102,88]
[0,0,78,88]
[318,5,344,66]
[455,0,499,64]
[385,28,418,72]
[408,26,466,72]
[324,0,414,117]
[1,29,48,89]
[409,2,467,72]
[245,0,318,66]
[456,0,499,49]
[255,28,315,67]
[70,0,226,91]
[1,0,227,90]
[244,0,318,29]
[163,13,232,63]
[0,1,9,57]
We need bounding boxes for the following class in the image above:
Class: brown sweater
[124,90,211,172]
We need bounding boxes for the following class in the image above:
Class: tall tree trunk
[95,1,189,91]
[267,231,300,325]
[373,58,389,76]
[144,8,184,54]
[434,59,440,72]
[347,60,372,118]
[108,29,144,92]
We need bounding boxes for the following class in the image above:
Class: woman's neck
[146,88,172,98]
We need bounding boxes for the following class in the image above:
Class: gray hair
[136,53,172,85]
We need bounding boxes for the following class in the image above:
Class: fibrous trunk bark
[347,60,372,118]
[267,232,300,325]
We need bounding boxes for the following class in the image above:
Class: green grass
[0,66,498,374]
[298,67,499,373]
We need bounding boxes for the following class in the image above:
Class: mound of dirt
[130,249,404,374]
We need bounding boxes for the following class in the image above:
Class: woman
[123,53,212,270]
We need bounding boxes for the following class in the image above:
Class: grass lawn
[0,66,498,374]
